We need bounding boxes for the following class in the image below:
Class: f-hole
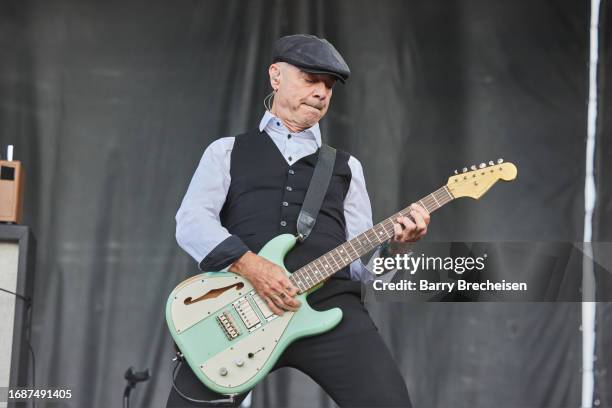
[184,282,245,305]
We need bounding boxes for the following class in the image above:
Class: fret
[298,275,307,291]
[291,274,305,292]
[310,259,320,276]
[362,230,375,246]
[315,258,327,276]
[419,197,432,213]
[309,262,321,280]
[337,244,351,265]
[309,261,320,279]
[418,199,428,213]
[433,189,447,206]
[373,227,385,243]
[360,234,372,249]
[334,247,346,270]
[295,270,308,289]
[327,250,341,270]
[353,235,366,252]
[354,233,377,258]
[303,266,315,284]
[323,255,336,279]
[430,192,440,208]
[365,230,376,245]
[319,255,331,274]
[443,186,454,201]
[291,273,302,289]
[382,219,395,233]
[296,279,306,293]
[426,194,437,210]
[439,187,451,201]
[376,222,388,235]
[325,252,339,274]
[345,239,359,258]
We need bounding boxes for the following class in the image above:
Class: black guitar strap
[296,144,337,242]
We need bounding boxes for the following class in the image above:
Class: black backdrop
[1,0,609,407]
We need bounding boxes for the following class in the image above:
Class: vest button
[287,134,292,139]
[288,169,295,175]
[280,221,287,227]
[282,201,289,207]
[286,186,292,191]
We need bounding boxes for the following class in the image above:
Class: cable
[0,287,31,305]
[171,359,237,406]
[1,287,36,408]
[263,91,274,112]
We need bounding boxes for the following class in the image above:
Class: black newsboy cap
[272,34,350,83]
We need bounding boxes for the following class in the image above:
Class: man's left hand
[392,203,430,243]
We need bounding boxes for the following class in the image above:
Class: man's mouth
[303,103,324,111]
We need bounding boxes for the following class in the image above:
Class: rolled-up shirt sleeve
[344,156,381,283]
[175,137,250,271]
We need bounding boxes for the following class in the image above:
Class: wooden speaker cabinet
[0,161,24,224]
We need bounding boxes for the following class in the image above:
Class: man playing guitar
[167,34,430,407]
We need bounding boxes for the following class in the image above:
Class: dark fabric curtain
[0,0,597,407]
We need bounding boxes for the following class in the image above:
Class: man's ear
[269,63,281,91]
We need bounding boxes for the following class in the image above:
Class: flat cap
[272,34,350,83]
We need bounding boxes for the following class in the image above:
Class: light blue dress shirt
[175,111,378,282]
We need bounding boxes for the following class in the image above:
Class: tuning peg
[470,165,477,171]
[488,160,494,166]
[497,158,504,164]
[462,167,468,173]
[479,163,486,169]
[454,169,458,175]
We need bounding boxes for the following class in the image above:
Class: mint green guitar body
[165,234,342,395]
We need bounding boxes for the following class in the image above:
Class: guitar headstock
[446,159,517,199]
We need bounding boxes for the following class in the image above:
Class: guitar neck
[290,185,455,293]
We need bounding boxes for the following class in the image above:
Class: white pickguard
[200,310,294,388]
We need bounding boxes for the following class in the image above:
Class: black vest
[220,129,352,279]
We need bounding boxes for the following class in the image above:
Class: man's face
[270,63,336,130]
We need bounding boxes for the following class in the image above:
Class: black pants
[166,280,412,408]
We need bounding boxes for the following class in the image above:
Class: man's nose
[312,81,329,99]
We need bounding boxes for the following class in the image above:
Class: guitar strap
[296,144,336,242]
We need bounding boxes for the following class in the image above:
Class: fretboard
[289,185,454,293]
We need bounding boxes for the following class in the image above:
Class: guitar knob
[454,169,458,175]
[219,367,228,376]
[488,161,494,166]
[235,359,244,367]
[470,165,477,171]
[462,167,468,173]
[479,163,486,169]
[497,158,504,164]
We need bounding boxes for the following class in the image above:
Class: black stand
[123,367,150,408]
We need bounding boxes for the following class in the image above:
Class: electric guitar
[166,160,517,395]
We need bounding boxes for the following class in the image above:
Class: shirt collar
[259,111,322,147]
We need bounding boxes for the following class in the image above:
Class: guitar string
[290,186,455,292]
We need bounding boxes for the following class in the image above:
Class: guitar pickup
[233,297,262,331]
[216,311,240,341]
[251,293,276,321]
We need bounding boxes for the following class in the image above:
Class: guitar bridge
[216,311,240,341]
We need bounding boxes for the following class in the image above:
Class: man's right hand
[229,251,301,316]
